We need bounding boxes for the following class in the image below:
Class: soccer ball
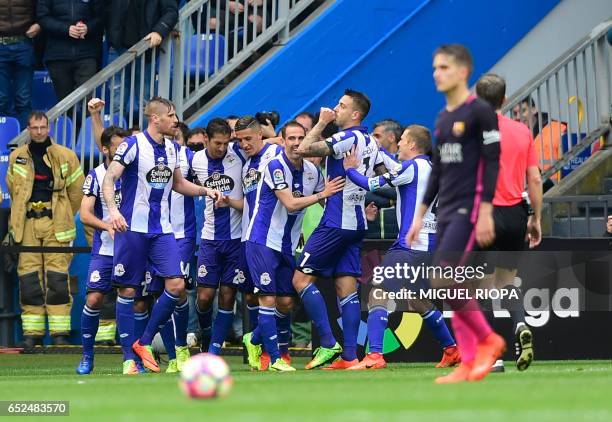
[179,353,233,399]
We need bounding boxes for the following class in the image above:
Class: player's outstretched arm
[102,161,128,232]
[80,195,114,238]
[297,107,336,157]
[172,170,225,207]
[275,176,345,213]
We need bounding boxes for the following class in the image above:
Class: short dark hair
[206,118,232,139]
[373,119,403,143]
[476,73,506,110]
[434,44,473,78]
[296,111,315,124]
[128,125,141,133]
[405,125,432,155]
[187,127,206,139]
[226,114,240,121]
[28,111,49,126]
[101,125,130,148]
[344,89,371,120]
[281,120,306,139]
[176,121,190,142]
[234,115,260,132]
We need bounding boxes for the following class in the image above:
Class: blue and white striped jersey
[241,143,283,240]
[112,130,180,234]
[192,142,246,240]
[246,152,324,254]
[320,126,381,231]
[346,155,437,252]
[82,163,122,256]
[170,144,196,240]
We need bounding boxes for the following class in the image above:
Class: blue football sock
[133,311,149,340]
[140,290,178,346]
[275,309,291,355]
[159,318,176,359]
[299,284,336,348]
[339,292,360,361]
[209,308,234,355]
[251,325,262,345]
[81,304,100,358]
[247,305,259,332]
[196,304,212,340]
[173,300,189,347]
[367,306,388,354]
[422,307,455,349]
[116,295,135,360]
[258,306,280,362]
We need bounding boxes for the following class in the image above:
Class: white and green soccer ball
[179,353,233,399]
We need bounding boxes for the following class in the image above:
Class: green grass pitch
[1,355,611,421]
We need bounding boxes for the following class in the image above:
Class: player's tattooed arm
[102,161,128,232]
[297,107,335,157]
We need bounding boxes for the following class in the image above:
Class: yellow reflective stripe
[95,324,117,341]
[21,315,46,329]
[48,316,71,330]
[21,315,45,321]
[60,163,69,172]
[66,167,84,186]
[12,165,28,178]
[7,172,13,181]
[55,228,76,241]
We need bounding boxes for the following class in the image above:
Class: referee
[476,74,543,372]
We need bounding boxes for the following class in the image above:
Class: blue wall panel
[192,0,559,131]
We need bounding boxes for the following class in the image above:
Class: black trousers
[46,58,98,102]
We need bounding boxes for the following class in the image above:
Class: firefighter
[6,111,84,347]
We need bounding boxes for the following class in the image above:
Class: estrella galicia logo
[146,157,172,189]
[242,167,261,194]
[204,172,235,194]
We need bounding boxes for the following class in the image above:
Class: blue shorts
[196,238,247,290]
[376,248,432,293]
[86,254,114,294]
[143,237,198,296]
[240,242,255,294]
[245,241,296,296]
[113,231,182,288]
[297,225,366,278]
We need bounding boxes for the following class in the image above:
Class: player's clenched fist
[318,107,336,125]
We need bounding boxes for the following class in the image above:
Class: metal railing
[8,0,316,168]
[544,194,612,237]
[501,19,612,182]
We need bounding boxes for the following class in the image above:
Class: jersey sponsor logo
[198,265,208,278]
[15,157,28,165]
[260,272,271,286]
[452,121,465,137]
[83,174,93,192]
[147,157,172,189]
[90,270,101,283]
[114,263,125,277]
[242,167,261,194]
[204,172,234,194]
[233,269,245,285]
[439,143,463,164]
[347,192,366,204]
[305,172,315,183]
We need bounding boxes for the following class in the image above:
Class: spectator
[604,215,612,237]
[511,97,550,139]
[175,121,190,145]
[296,111,315,133]
[187,127,207,152]
[372,119,402,157]
[106,0,178,117]
[6,110,84,348]
[0,0,41,129]
[37,0,105,102]
[128,125,141,135]
[226,115,239,140]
